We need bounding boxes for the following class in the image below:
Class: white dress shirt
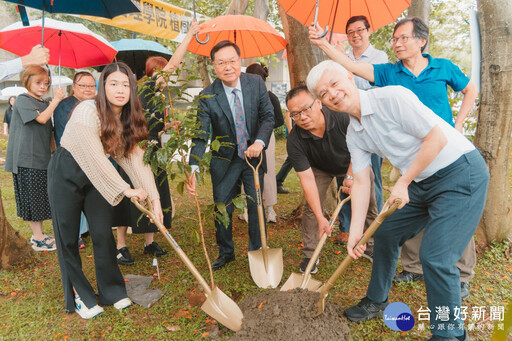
[347,44,388,90]
[0,58,23,82]
[347,86,475,182]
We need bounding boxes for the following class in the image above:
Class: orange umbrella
[278,0,411,34]
[187,15,287,59]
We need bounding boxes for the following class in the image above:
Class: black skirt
[112,166,172,233]
[13,167,52,221]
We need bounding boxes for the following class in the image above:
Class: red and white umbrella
[0,18,117,69]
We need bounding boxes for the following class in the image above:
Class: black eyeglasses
[289,99,316,121]
[75,83,96,90]
[347,27,367,37]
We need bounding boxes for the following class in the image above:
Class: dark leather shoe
[211,254,235,271]
[344,296,389,322]
[277,185,290,194]
[393,270,424,282]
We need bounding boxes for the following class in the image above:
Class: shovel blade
[201,286,243,332]
[248,247,283,288]
[280,272,323,292]
[315,284,328,316]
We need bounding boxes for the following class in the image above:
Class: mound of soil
[229,289,351,341]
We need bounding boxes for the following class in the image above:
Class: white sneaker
[266,207,277,223]
[75,296,103,319]
[114,297,132,310]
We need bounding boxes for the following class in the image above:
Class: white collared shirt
[221,78,246,126]
[347,87,475,182]
[347,44,388,90]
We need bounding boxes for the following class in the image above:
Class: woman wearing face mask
[47,62,163,319]
[5,66,65,251]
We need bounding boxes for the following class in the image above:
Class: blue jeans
[366,150,489,338]
[339,153,383,232]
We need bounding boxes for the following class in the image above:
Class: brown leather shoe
[335,232,349,244]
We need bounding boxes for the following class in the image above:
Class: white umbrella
[51,75,73,87]
[0,85,28,101]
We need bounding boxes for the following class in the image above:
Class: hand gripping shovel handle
[316,199,402,315]
[301,191,351,284]
[130,198,212,296]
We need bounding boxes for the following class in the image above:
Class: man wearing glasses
[285,85,377,273]
[336,15,388,246]
[310,17,478,299]
[187,40,274,271]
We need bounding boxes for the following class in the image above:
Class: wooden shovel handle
[130,197,213,296]
[320,199,402,294]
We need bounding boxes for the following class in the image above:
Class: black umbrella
[109,38,173,79]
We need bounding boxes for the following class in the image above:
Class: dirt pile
[229,288,351,341]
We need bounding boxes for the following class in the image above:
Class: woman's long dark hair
[96,62,148,157]
[8,96,15,109]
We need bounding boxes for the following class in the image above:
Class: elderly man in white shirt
[307,60,488,341]
[336,15,389,245]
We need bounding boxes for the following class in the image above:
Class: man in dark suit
[187,41,275,271]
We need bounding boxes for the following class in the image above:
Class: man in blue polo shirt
[307,60,488,341]
[309,17,479,298]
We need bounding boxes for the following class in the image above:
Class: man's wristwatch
[345,175,354,180]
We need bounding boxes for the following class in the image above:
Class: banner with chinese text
[80,0,206,43]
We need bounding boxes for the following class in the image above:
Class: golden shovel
[131,198,243,331]
[281,189,351,292]
[316,199,402,316]
[245,154,283,289]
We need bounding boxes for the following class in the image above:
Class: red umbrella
[0,18,117,69]
[187,15,287,59]
[278,0,411,34]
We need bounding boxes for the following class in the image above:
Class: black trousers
[47,148,127,312]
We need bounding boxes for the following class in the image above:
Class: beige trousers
[301,167,378,258]
[263,132,277,207]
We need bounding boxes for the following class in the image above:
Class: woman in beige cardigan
[47,62,163,320]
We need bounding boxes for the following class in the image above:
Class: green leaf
[232,196,246,210]
[177,181,184,195]
[211,139,221,152]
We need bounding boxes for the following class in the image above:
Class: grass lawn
[0,136,510,340]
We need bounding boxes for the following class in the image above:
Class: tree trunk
[244,0,271,66]
[197,55,211,88]
[226,0,249,15]
[277,2,335,221]
[0,189,34,268]
[277,2,327,88]
[473,0,512,245]
[407,0,431,53]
